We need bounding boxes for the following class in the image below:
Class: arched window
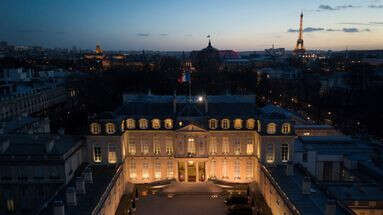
[209,119,218,129]
[152,119,161,129]
[105,123,116,134]
[126,119,136,129]
[164,118,173,129]
[139,119,148,129]
[234,118,243,129]
[246,118,255,129]
[90,123,101,134]
[257,120,261,132]
[281,123,291,134]
[266,123,276,134]
[221,119,230,129]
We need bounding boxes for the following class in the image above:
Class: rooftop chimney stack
[53,201,65,215]
[302,176,311,195]
[325,199,336,215]
[66,187,77,206]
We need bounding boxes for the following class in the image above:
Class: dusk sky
[1,0,383,51]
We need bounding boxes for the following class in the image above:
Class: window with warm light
[222,137,230,154]
[93,146,102,163]
[209,119,218,129]
[165,137,173,155]
[234,138,241,155]
[108,146,117,164]
[139,119,148,129]
[266,143,274,163]
[130,159,136,179]
[142,162,149,179]
[234,159,240,179]
[246,160,254,178]
[90,123,101,134]
[266,123,276,134]
[210,160,216,178]
[281,143,289,162]
[246,138,254,155]
[221,119,230,129]
[187,138,196,154]
[234,119,243,129]
[142,141,149,155]
[246,118,255,129]
[209,137,218,155]
[281,123,291,134]
[167,160,173,178]
[105,123,116,134]
[222,160,228,178]
[164,118,173,129]
[152,119,161,129]
[128,141,136,155]
[127,119,136,129]
[154,160,161,179]
[153,137,161,155]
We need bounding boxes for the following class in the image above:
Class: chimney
[53,200,65,215]
[1,139,10,153]
[83,168,93,184]
[66,187,77,206]
[325,199,336,215]
[75,177,86,194]
[285,162,294,176]
[46,139,55,153]
[302,176,311,195]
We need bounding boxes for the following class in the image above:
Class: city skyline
[1,0,383,51]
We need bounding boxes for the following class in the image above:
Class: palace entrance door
[187,161,196,182]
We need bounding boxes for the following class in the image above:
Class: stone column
[185,161,188,182]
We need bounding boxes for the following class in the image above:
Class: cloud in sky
[137,33,149,37]
[159,34,168,36]
[287,27,324,33]
[288,27,371,33]
[318,4,360,11]
[368,4,383,8]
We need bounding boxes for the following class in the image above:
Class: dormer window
[209,119,218,129]
[152,119,161,129]
[246,118,255,129]
[281,123,291,134]
[221,119,230,129]
[234,119,243,129]
[164,118,173,129]
[266,123,276,134]
[105,123,116,134]
[127,119,136,129]
[90,123,101,134]
[139,119,148,129]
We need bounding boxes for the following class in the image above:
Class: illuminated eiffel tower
[294,12,305,55]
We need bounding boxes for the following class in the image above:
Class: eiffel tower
[294,12,305,55]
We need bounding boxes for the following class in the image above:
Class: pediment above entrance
[177,124,207,132]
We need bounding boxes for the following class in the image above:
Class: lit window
[210,160,216,178]
[234,119,243,129]
[246,138,254,155]
[164,118,173,129]
[247,118,255,129]
[222,137,230,154]
[141,140,149,155]
[209,119,218,129]
[221,119,230,129]
[154,136,161,155]
[165,137,173,155]
[127,119,136,129]
[303,132,310,136]
[93,146,102,163]
[266,123,276,134]
[6,199,15,213]
[257,120,261,132]
[142,162,149,179]
[167,160,174,178]
[222,160,228,179]
[234,159,240,179]
[209,137,218,155]
[130,159,136,179]
[155,160,161,179]
[139,119,148,129]
[234,138,241,155]
[121,120,125,132]
[281,143,289,162]
[105,123,116,134]
[187,138,196,154]
[152,119,161,129]
[90,123,101,134]
[266,143,274,163]
[281,123,291,134]
[246,160,253,179]
[108,145,117,164]
[128,140,136,155]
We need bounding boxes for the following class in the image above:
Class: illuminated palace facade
[87,94,295,184]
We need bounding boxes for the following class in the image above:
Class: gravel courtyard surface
[136,195,227,215]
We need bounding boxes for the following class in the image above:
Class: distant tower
[294,12,305,55]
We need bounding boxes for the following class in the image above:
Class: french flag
[178,71,191,83]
